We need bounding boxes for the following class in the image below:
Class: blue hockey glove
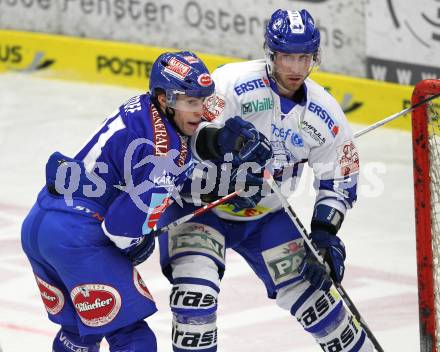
[199,164,265,210]
[298,204,346,291]
[217,116,273,167]
[298,231,346,291]
[227,169,264,210]
[123,235,155,266]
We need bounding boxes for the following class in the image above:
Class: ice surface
[0,73,419,351]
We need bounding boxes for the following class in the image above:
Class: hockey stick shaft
[263,170,384,352]
[354,92,440,138]
[153,189,241,238]
[157,91,439,237]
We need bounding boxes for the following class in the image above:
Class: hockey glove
[199,165,265,210]
[298,231,346,291]
[123,235,155,266]
[298,205,346,291]
[227,168,264,210]
[217,116,273,167]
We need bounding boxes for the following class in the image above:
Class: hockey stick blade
[263,169,385,352]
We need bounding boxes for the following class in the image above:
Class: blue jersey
[46,93,193,250]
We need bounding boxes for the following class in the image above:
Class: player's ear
[157,93,167,111]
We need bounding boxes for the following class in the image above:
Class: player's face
[273,52,313,95]
[172,95,204,136]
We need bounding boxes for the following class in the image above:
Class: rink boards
[0,29,414,131]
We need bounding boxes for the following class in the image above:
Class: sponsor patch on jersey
[262,239,305,285]
[307,102,339,137]
[150,104,169,156]
[164,57,191,80]
[271,124,304,147]
[133,268,154,301]
[337,140,360,176]
[197,73,213,87]
[301,120,326,146]
[168,223,225,264]
[71,284,121,327]
[202,94,225,121]
[241,98,274,115]
[35,275,65,315]
[234,77,268,96]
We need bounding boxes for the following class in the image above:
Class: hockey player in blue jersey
[21,51,272,352]
[158,9,374,351]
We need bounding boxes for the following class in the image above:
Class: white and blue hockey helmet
[265,9,321,75]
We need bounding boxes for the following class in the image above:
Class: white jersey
[192,59,359,221]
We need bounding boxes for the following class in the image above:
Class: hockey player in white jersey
[158,9,373,351]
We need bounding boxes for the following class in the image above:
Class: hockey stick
[354,92,440,138]
[152,189,241,238]
[263,169,384,352]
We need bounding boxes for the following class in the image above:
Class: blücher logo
[71,284,121,327]
[133,268,154,301]
[241,98,273,115]
[35,275,65,315]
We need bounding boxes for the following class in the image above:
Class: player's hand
[217,116,273,167]
[199,166,265,210]
[298,231,346,291]
[227,169,264,210]
[123,235,155,266]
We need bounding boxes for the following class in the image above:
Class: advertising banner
[0,0,365,77]
[366,0,440,85]
[0,30,237,88]
[0,30,414,131]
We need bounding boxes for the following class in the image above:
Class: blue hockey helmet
[265,9,320,54]
[149,51,215,110]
